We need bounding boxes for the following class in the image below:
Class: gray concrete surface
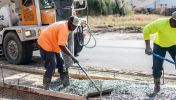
[1,32,175,76]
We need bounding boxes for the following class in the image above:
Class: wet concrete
[1,64,176,100]
[50,78,176,100]
[1,71,176,100]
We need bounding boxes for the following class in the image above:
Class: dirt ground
[90,27,143,40]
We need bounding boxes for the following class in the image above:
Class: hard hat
[172,11,176,20]
[71,16,81,26]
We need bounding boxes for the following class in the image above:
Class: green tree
[101,0,108,15]
[77,0,131,16]
[115,0,125,16]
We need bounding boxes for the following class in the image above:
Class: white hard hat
[71,16,81,26]
[172,11,176,20]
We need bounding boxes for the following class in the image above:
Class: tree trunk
[115,0,125,16]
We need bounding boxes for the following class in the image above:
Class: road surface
[32,39,176,75]
[77,39,176,75]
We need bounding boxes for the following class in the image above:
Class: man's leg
[39,48,56,90]
[59,33,73,87]
[152,44,167,93]
[56,53,70,87]
[168,45,176,64]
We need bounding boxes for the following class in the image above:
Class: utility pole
[115,0,125,16]
[131,0,133,7]
[154,0,157,9]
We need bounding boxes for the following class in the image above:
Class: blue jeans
[152,44,176,78]
[39,47,68,78]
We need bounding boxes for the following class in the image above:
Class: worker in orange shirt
[38,16,79,90]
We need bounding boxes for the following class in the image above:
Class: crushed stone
[50,78,176,100]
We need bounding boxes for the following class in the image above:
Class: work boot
[60,73,70,87]
[154,77,160,93]
[43,76,52,90]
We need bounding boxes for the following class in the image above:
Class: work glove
[72,56,79,63]
[145,47,153,55]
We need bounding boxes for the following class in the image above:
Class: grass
[87,14,169,28]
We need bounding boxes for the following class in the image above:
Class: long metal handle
[153,53,176,65]
[76,62,101,93]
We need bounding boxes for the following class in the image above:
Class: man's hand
[145,47,153,55]
[71,56,79,63]
[145,40,152,55]
[59,45,79,63]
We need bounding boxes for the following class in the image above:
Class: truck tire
[3,32,32,64]
[74,26,84,56]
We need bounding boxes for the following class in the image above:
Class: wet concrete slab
[1,68,176,100]
[50,79,176,100]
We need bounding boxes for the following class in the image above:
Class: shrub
[77,0,132,16]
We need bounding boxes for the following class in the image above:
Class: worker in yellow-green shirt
[143,11,176,94]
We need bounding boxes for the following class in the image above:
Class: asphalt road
[76,39,176,75]
[32,38,176,75]
[28,34,175,76]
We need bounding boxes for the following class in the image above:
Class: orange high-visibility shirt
[37,21,69,53]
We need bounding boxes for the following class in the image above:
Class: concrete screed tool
[153,53,176,66]
[76,62,113,97]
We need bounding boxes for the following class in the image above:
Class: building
[131,0,176,8]
[143,0,176,9]
[131,0,155,8]
[131,0,176,15]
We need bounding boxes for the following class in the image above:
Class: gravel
[1,68,176,100]
[50,78,176,100]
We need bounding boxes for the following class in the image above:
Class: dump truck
[0,0,87,64]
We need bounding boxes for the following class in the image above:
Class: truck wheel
[3,32,32,64]
[74,26,84,56]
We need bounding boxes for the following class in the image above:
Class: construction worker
[38,16,80,90]
[143,11,176,94]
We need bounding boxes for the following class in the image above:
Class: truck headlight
[38,29,41,36]
[25,30,32,37]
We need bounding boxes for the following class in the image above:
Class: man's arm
[145,40,150,48]
[143,26,153,55]
[143,21,158,55]
[59,45,78,63]
[145,40,152,55]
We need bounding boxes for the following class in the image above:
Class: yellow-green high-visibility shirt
[143,18,176,47]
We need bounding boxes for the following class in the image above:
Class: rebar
[99,84,102,100]
[0,64,5,85]
[162,69,164,85]
[114,72,116,78]
[17,74,30,85]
